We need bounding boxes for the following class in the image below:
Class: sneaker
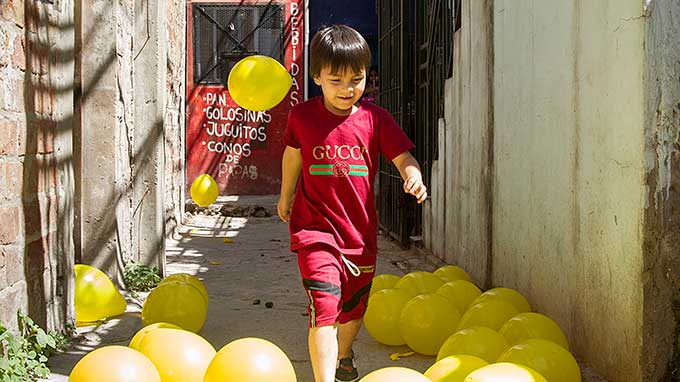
[335,351,359,382]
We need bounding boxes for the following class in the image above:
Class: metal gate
[376,0,416,245]
[376,0,457,245]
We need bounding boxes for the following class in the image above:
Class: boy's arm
[278,146,302,222]
[392,151,428,203]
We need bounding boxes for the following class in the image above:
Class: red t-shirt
[283,97,414,255]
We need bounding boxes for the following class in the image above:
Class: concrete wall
[493,1,646,380]
[426,0,680,380]
[0,0,186,332]
[641,1,680,380]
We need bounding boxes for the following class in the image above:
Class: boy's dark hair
[310,24,371,77]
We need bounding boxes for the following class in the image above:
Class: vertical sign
[186,0,304,195]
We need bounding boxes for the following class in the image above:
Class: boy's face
[313,66,366,116]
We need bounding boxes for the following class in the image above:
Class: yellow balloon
[137,328,216,382]
[500,312,569,350]
[433,265,472,283]
[128,322,181,351]
[190,174,218,207]
[370,274,401,296]
[436,280,482,313]
[204,338,296,382]
[425,355,488,382]
[228,55,293,111]
[364,288,412,346]
[456,300,519,332]
[160,273,209,305]
[471,288,531,313]
[395,271,446,298]
[497,339,581,382]
[464,362,547,382]
[437,326,510,363]
[359,367,431,382]
[400,294,462,355]
[69,345,161,382]
[142,281,207,333]
[74,264,126,324]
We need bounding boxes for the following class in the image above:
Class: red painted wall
[186,0,305,195]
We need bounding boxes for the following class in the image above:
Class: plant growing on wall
[123,261,161,296]
[0,312,69,382]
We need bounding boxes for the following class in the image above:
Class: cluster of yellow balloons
[364,265,582,382]
[71,271,297,382]
[70,333,296,382]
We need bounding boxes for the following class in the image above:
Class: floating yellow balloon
[433,265,472,283]
[400,294,461,355]
[424,355,488,382]
[128,322,181,351]
[471,287,531,313]
[437,326,510,363]
[395,271,445,298]
[365,288,412,346]
[359,367,431,382]
[497,339,581,382]
[204,338,296,382]
[456,300,520,332]
[142,280,207,333]
[370,274,401,296]
[500,312,569,349]
[137,328,216,382]
[69,345,160,382]
[190,174,218,207]
[436,280,482,313]
[160,273,209,305]
[74,264,126,324]
[228,55,292,111]
[464,362,546,382]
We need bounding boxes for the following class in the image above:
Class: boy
[277,24,427,382]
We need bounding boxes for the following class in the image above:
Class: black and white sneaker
[335,351,359,382]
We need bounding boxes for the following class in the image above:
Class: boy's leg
[337,319,362,359]
[297,245,344,382]
[309,325,339,382]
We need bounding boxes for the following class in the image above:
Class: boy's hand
[404,175,427,203]
[277,196,293,222]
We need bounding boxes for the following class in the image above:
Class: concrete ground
[47,195,607,382]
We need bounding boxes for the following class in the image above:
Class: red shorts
[297,244,376,327]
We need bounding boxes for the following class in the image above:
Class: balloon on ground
[370,274,401,296]
[69,345,160,382]
[74,264,126,324]
[499,312,569,349]
[436,280,482,313]
[128,322,181,350]
[203,337,297,382]
[437,326,510,363]
[228,55,293,111]
[359,367,431,382]
[464,362,546,382]
[400,293,461,355]
[142,280,207,333]
[160,273,209,305]
[470,287,531,313]
[497,339,581,382]
[424,355,488,382]
[136,328,216,382]
[364,288,412,346]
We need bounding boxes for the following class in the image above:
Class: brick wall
[0,0,73,331]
